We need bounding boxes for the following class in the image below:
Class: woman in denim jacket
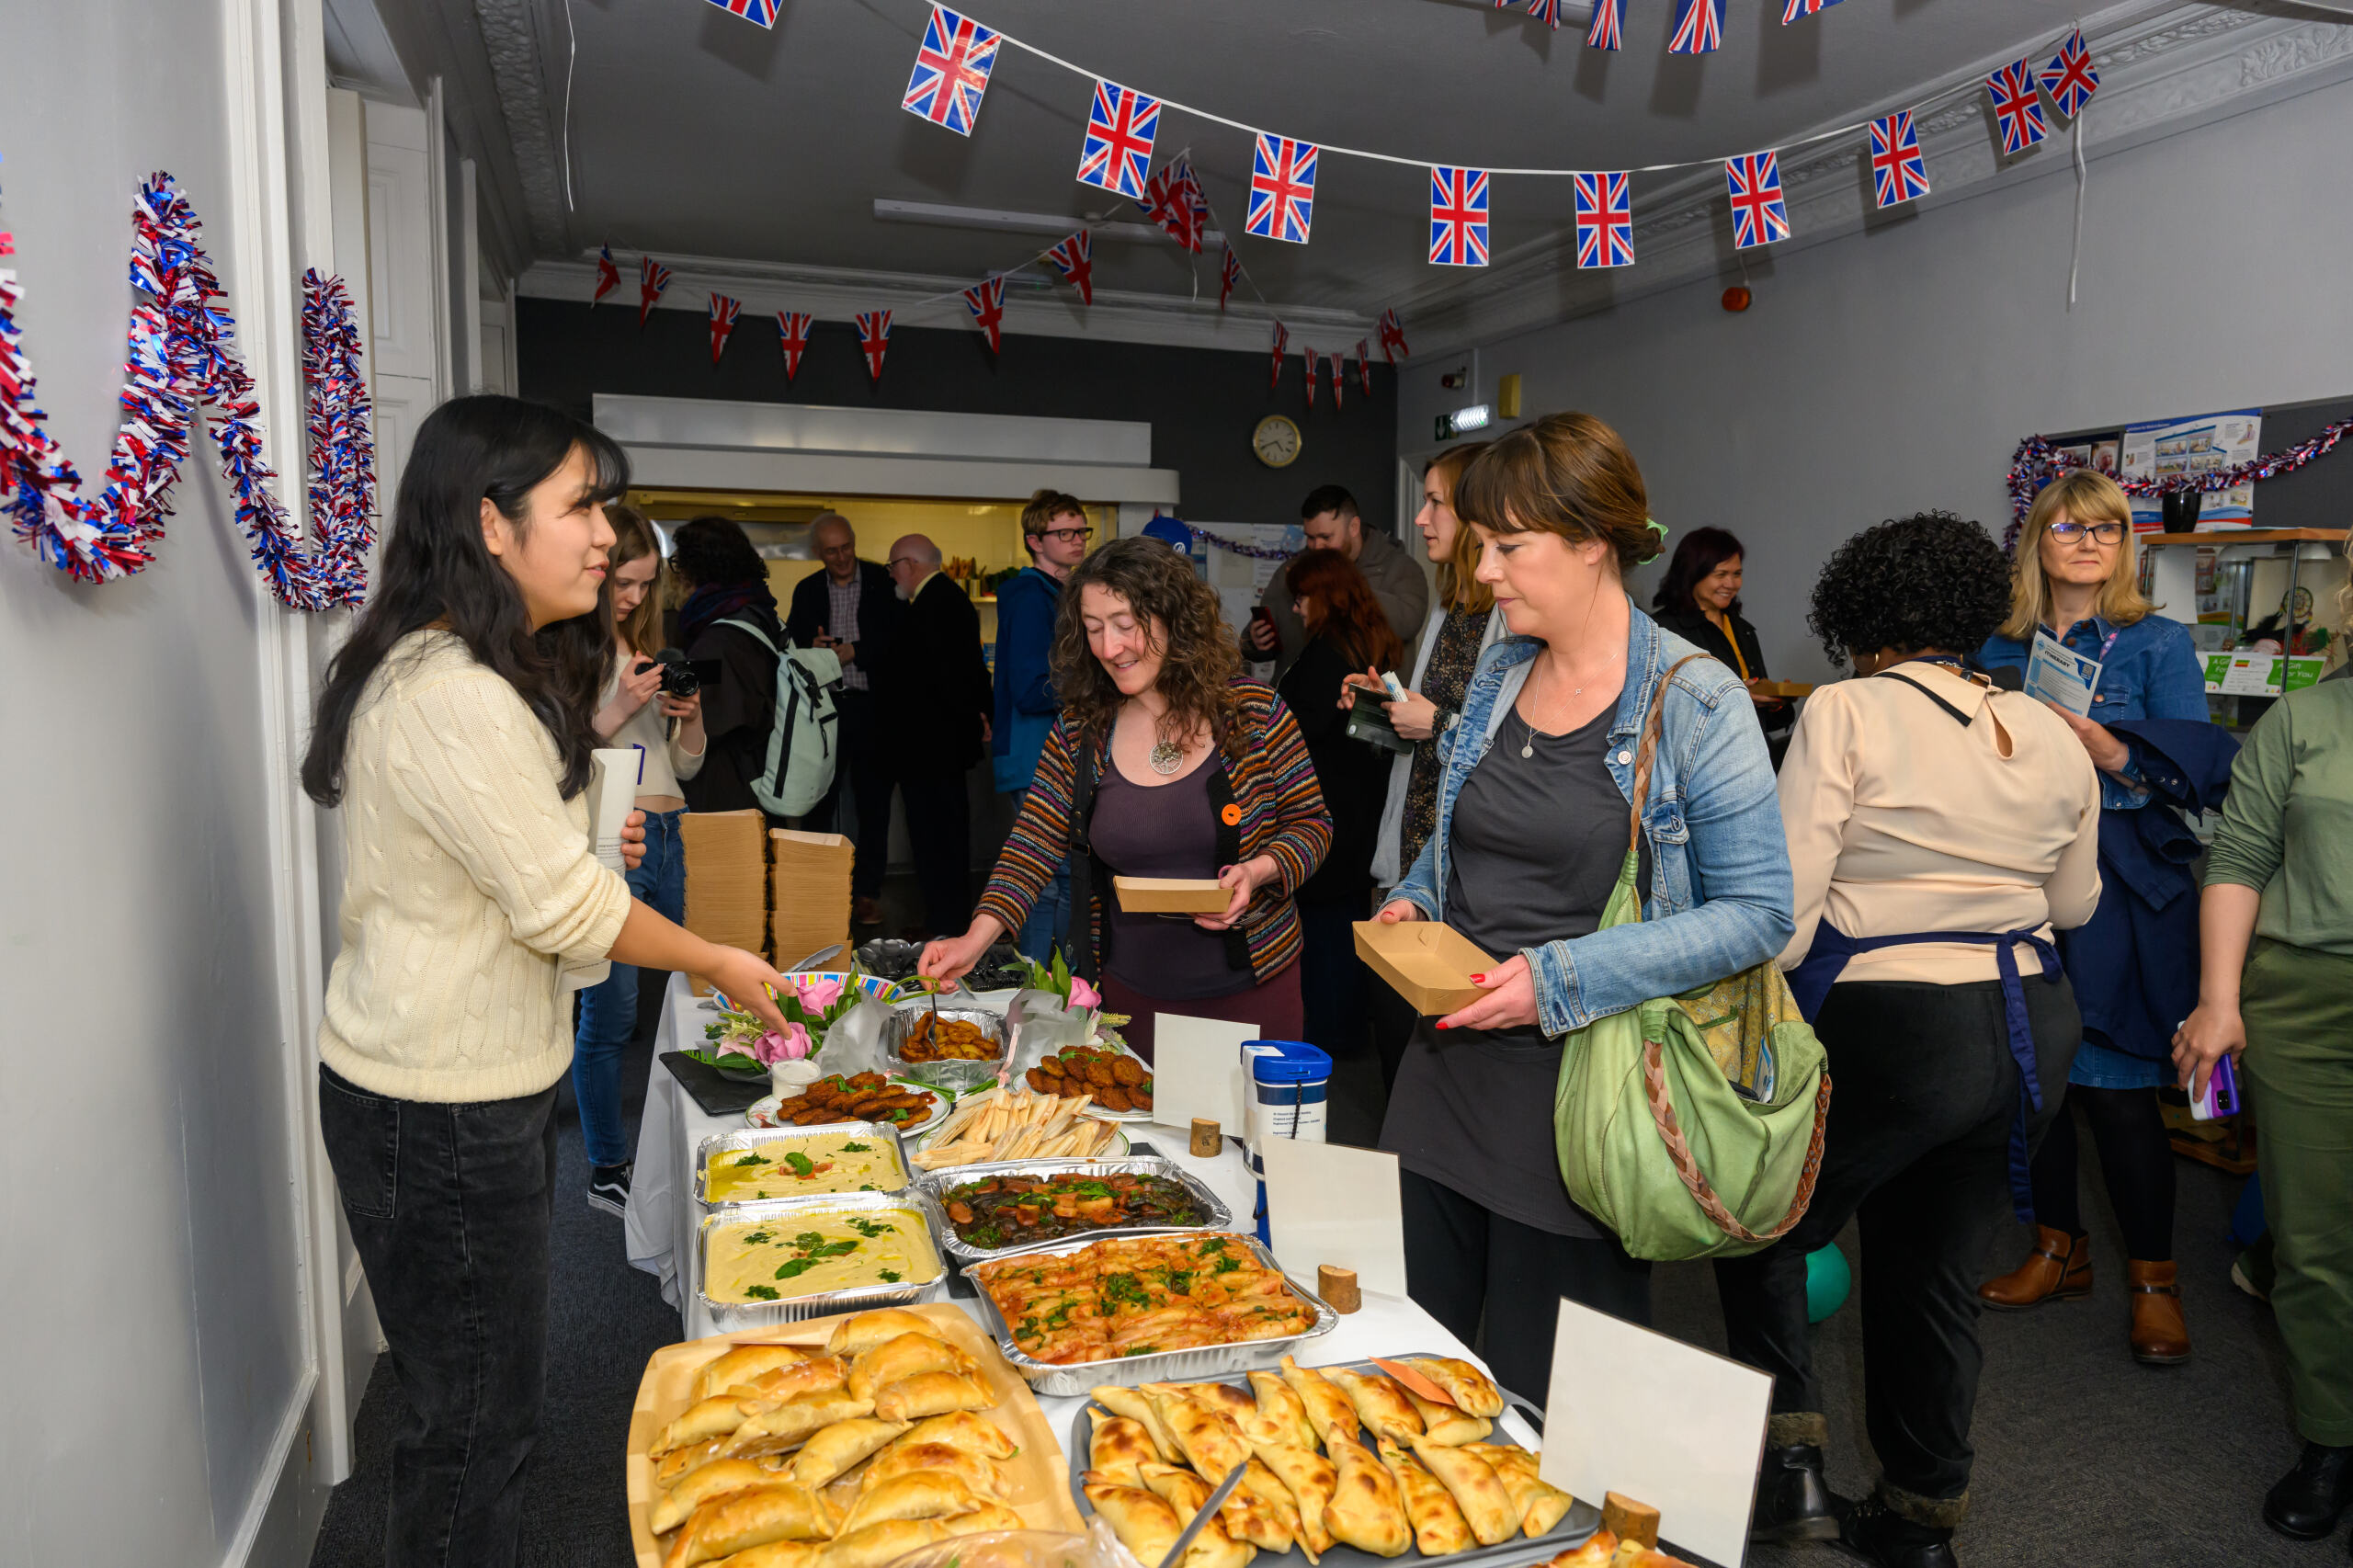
[1371,414,1794,1400]
[1976,471,2219,1365]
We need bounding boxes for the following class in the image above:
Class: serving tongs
[1157,1462,1250,1568]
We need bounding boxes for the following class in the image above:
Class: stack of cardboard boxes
[676,811,854,991]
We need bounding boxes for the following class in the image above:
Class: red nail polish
[1469,972,1485,983]
[1436,1020,1453,1030]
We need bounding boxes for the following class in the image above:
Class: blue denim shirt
[1979,613,2210,812]
[1392,601,1795,1038]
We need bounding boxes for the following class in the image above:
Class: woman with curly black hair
[1715,513,2103,1568]
[919,537,1332,1060]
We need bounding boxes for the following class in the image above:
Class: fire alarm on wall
[1439,369,1470,390]
[1722,286,1753,312]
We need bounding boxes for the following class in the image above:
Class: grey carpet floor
[310,968,2323,1567]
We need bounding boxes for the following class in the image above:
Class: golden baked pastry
[1279,1357,1361,1452]
[1324,1369,1424,1446]
[1399,1383,1492,1448]
[858,1440,1008,1500]
[1375,1436,1473,1556]
[696,1345,812,1402]
[827,1309,942,1358]
[1249,1442,1337,1558]
[788,1417,910,1490]
[1090,1385,1182,1462]
[664,1483,837,1568]
[849,1334,977,1402]
[1408,1437,1518,1547]
[1246,1371,1319,1453]
[1401,1358,1506,1419]
[1089,1415,1159,1489]
[873,1370,994,1423]
[654,1395,757,1456]
[721,1392,877,1460]
[833,1471,989,1535]
[1321,1437,1410,1558]
[885,1410,1018,1462]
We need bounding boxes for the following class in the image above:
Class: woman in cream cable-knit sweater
[301,397,789,1568]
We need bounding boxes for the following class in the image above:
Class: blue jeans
[572,808,685,1167]
[1009,789,1072,964]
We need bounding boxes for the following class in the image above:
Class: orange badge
[1221,803,1244,826]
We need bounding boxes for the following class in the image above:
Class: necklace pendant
[1520,742,1534,758]
[1148,739,1184,776]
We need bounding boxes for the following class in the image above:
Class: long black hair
[1652,526,1745,619]
[301,395,629,806]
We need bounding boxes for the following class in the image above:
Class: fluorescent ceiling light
[874,199,1223,246]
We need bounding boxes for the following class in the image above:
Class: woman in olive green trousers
[2176,666,2353,1544]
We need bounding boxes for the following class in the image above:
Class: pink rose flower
[716,1038,756,1061]
[795,973,847,1010]
[752,1022,814,1064]
[1067,975,1102,1012]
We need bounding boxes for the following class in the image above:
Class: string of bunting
[674,0,2104,384]
[0,173,376,607]
[2006,422,2353,540]
[1165,519,1297,562]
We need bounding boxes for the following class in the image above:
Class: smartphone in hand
[2190,1053,2240,1120]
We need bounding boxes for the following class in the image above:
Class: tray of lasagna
[626,1303,1083,1568]
[964,1230,1337,1398]
[1068,1353,1600,1568]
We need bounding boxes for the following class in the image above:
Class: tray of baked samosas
[628,1303,1081,1568]
[1068,1352,1602,1568]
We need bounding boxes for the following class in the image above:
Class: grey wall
[517,297,1403,539]
[1397,73,2353,683]
[0,4,310,1562]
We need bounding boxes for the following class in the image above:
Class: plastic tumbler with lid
[1241,1040,1332,1244]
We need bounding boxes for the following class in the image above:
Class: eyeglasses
[2049,521,2127,544]
[887,557,923,571]
[1035,527,1092,545]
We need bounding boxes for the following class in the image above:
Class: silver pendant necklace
[1519,654,1620,757]
[1149,738,1184,776]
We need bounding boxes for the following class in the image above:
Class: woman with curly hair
[1974,472,2226,1368]
[1715,513,2102,1567]
[919,536,1332,1060]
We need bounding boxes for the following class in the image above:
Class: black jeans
[1298,896,1381,1143]
[897,770,972,937]
[319,1064,558,1568]
[812,688,893,900]
[1402,1169,1653,1404]
[1714,975,2079,1512]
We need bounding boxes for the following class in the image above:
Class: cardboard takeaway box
[1112,875,1233,915]
[1354,920,1495,1016]
[769,829,853,972]
[677,810,769,993]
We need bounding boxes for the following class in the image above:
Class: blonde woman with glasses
[1976,470,2229,1367]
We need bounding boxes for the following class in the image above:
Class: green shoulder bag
[1552,657,1833,1262]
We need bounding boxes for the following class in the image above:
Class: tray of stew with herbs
[916,1158,1231,1262]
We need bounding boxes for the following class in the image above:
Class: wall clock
[1253,415,1302,469]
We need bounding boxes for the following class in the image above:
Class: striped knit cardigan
[976,682,1332,984]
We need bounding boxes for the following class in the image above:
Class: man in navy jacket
[992,491,1091,960]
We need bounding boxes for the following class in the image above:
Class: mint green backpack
[1553,658,1833,1262]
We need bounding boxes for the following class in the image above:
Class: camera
[648,647,699,698]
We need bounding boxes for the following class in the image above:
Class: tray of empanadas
[627,1303,1083,1568]
[1068,1352,1600,1568]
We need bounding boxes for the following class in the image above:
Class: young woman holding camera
[574,503,708,1215]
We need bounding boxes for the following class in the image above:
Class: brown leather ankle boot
[1979,1224,2092,1309]
[2128,1259,2191,1364]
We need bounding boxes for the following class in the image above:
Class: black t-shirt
[1381,702,1638,1237]
[1278,636,1393,906]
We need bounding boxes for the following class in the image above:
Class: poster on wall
[1196,522,1303,633]
[2121,410,2261,530]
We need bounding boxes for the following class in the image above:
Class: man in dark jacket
[786,513,901,926]
[880,533,993,939]
[992,491,1090,960]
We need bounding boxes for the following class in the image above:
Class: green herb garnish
[777,1258,816,1280]
[744,1285,779,1301]
[859,1184,877,1191]
[785,1151,816,1178]
[848,1219,896,1238]
[841,1142,871,1153]
[734,1153,771,1167]
[1165,1270,1194,1296]
[740,1230,773,1245]
[1214,1255,1244,1275]
[879,1270,903,1283]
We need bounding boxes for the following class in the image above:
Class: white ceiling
[360,0,2350,346]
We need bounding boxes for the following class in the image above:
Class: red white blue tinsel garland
[0,173,375,608]
[2005,423,2353,549]
[1180,521,1296,561]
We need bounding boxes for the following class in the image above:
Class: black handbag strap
[1872,666,1976,727]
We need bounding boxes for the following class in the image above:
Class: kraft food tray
[690,1120,914,1208]
[915,1156,1232,1266]
[964,1230,1337,1397]
[1067,1354,1600,1568]
[884,1002,1011,1093]
[693,1188,949,1332]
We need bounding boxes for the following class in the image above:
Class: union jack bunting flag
[592,244,620,307]
[777,311,813,381]
[1725,152,1790,250]
[1330,354,1345,409]
[1986,59,2048,155]
[2040,28,2100,119]
[1269,321,1289,389]
[1668,0,1722,53]
[1076,80,1160,201]
[637,256,672,328]
[1522,0,1564,28]
[962,275,1006,353]
[700,0,777,27]
[1142,156,1207,253]
[1779,0,1845,21]
[1219,244,1241,312]
[1428,166,1490,267]
[1586,0,1623,50]
[902,6,1000,137]
[1573,171,1634,269]
[1378,308,1409,363]
[707,293,740,364]
[1044,230,1094,304]
[856,311,892,381]
[1355,342,1371,396]
[1246,134,1319,245]
[1303,347,1317,409]
[1870,111,1929,209]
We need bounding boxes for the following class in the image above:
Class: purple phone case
[2194,1053,2240,1119]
